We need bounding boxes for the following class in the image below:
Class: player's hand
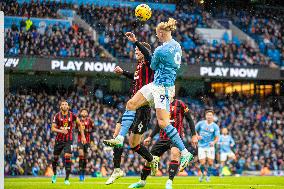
[125,32,137,42]
[191,135,198,147]
[230,144,234,147]
[114,66,123,75]
[61,129,68,135]
[209,142,215,147]
[143,137,151,146]
[81,136,87,144]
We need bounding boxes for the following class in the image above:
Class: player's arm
[144,124,160,146]
[150,48,160,70]
[51,114,68,134]
[122,70,134,80]
[76,117,86,144]
[230,136,235,147]
[210,125,220,147]
[51,123,68,134]
[125,32,152,63]
[134,41,151,63]
[114,66,134,80]
[183,104,198,146]
[113,122,121,138]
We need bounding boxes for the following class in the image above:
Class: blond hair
[157,18,177,32]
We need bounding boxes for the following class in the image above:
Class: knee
[129,139,139,148]
[126,100,137,110]
[157,118,168,128]
[171,153,180,162]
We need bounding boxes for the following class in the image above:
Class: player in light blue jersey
[218,128,236,176]
[104,18,194,173]
[196,109,220,182]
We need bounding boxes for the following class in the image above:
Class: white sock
[116,135,124,142]
[181,149,189,156]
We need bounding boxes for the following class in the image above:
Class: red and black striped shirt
[52,111,77,142]
[77,117,94,144]
[160,99,190,140]
[132,59,154,96]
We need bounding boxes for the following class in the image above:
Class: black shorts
[78,142,90,154]
[150,139,177,157]
[54,141,72,156]
[117,105,151,135]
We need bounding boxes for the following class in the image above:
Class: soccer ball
[135,4,152,22]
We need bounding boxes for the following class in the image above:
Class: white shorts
[220,151,235,162]
[139,82,175,110]
[198,147,215,160]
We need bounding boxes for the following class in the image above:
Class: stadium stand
[4,87,283,176]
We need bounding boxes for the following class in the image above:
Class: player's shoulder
[213,122,220,128]
[196,120,205,125]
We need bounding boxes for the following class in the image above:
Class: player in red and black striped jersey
[105,38,158,185]
[128,99,198,189]
[77,108,94,182]
[51,100,86,185]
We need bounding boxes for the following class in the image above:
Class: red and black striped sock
[141,165,151,180]
[131,144,153,162]
[79,155,86,175]
[169,160,179,180]
[65,156,72,180]
[52,156,59,175]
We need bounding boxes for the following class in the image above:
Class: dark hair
[205,108,214,114]
[80,108,88,113]
[141,42,151,51]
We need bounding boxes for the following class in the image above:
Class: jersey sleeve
[195,121,201,133]
[214,124,220,137]
[230,136,235,146]
[52,113,59,127]
[150,48,160,70]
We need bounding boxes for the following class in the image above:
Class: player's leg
[106,120,125,185]
[63,142,72,185]
[198,147,207,182]
[206,147,216,182]
[51,142,64,183]
[156,108,193,171]
[153,85,193,171]
[219,153,227,176]
[105,146,125,185]
[166,146,180,189]
[78,144,86,181]
[129,140,169,188]
[103,87,149,146]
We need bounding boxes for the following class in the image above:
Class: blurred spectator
[4,86,284,176]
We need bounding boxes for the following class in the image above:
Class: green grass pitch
[5,176,284,189]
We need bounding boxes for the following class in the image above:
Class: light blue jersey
[196,120,220,148]
[150,39,182,87]
[219,134,235,153]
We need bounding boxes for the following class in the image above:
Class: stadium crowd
[213,5,284,66]
[1,1,278,66]
[4,86,284,177]
[4,24,108,59]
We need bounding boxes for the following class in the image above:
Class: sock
[52,156,59,175]
[65,156,72,180]
[79,155,86,176]
[163,124,186,152]
[207,166,213,177]
[219,164,223,175]
[113,147,123,169]
[131,144,153,162]
[141,165,151,180]
[119,110,136,137]
[169,160,179,180]
[200,164,205,175]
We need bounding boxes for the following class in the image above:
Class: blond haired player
[104,18,194,172]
